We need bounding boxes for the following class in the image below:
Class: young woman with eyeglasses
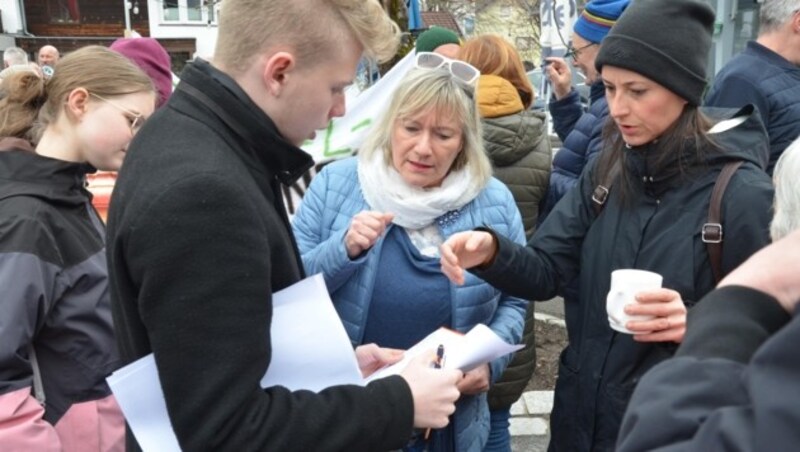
[0,45,154,450]
[293,66,527,451]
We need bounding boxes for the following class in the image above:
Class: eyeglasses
[90,92,145,134]
[565,42,597,60]
[414,52,480,85]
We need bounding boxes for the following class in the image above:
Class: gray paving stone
[509,398,527,416]
[523,391,554,415]
[509,417,549,436]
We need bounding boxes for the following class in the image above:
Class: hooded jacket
[0,139,123,451]
[477,74,552,237]
[474,106,774,451]
[475,74,551,411]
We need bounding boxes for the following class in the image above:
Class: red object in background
[85,171,116,223]
[67,0,80,21]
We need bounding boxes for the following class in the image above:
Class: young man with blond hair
[107,1,463,450]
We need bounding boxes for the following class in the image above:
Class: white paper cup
[606,269,663,334]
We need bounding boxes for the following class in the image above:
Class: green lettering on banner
[350,118,372,133]
[323,121,352,158]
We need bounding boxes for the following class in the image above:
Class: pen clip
[434,344,445,369]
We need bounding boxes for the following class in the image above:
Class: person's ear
[793,10,800,34]
[263,52,295,98]
[65,87,90,120]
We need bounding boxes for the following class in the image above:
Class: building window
[163,0,179,21]
[161,0,218,24]
[208,0,220,23]
[48,0,80,23]
[187,0,202,21]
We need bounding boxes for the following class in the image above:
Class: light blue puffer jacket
[292,157,527,451]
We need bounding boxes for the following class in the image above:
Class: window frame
[160,0,218,25]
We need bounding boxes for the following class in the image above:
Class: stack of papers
[107,274,362,451]
[107,274,523,451]
[365,324,524,383]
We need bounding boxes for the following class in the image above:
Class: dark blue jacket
[617,285,795,452]
[539,81,608,224]
[475,106,774,452]
[705,41,800,174]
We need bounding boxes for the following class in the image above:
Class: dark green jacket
[477,74,552,409]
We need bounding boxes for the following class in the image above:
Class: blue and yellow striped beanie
[573,0,629,44]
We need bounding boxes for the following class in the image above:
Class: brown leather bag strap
[704,161,744,284]
[592,161,621,216]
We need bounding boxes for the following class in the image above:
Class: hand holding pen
[399,347,462,429]
[424,345,447,440]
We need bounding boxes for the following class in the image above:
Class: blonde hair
[459,35,534,108]
[360,69,492,187]
[771,137,800,240]
[0,46,153,143]
[215,0,401,75]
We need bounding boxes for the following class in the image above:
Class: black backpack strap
[704,161,744,284]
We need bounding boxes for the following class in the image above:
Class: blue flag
[407,0,424,30]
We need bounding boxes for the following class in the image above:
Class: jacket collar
[173,60,314,185]
[623,105,767,197]
[0,138,92,205]
[623,140,691,197]
[589,80,605,104]
[746,41,799,72]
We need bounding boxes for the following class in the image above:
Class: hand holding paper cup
[606,269,663,334]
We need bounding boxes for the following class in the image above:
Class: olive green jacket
[477,74,551,409]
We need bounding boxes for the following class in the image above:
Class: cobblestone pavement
[509,390,552,451]
[509,310,566,452]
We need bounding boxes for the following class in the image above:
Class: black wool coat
[107,60,414,452]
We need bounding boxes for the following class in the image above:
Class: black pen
[434,344,444,369]
[424,344,446,440]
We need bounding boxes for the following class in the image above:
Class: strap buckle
[592,185,610,206]
[702,223,723,243]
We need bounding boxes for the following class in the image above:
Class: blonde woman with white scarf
[292,65,527,452]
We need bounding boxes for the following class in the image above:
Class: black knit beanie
[594,0,715,105]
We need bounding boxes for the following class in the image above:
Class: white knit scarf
[357,150,484,229]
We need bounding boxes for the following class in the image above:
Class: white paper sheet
[106,354,180,452]
[365,324,524,383]
[259,274,363,391]
[107,274,363,452]
[108,274,523,451]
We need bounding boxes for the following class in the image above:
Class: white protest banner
[300,51,416,163]
[540,0,578,60]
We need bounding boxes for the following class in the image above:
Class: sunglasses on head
[414,52,480,85]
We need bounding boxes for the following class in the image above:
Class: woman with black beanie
[439,0,775,450]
